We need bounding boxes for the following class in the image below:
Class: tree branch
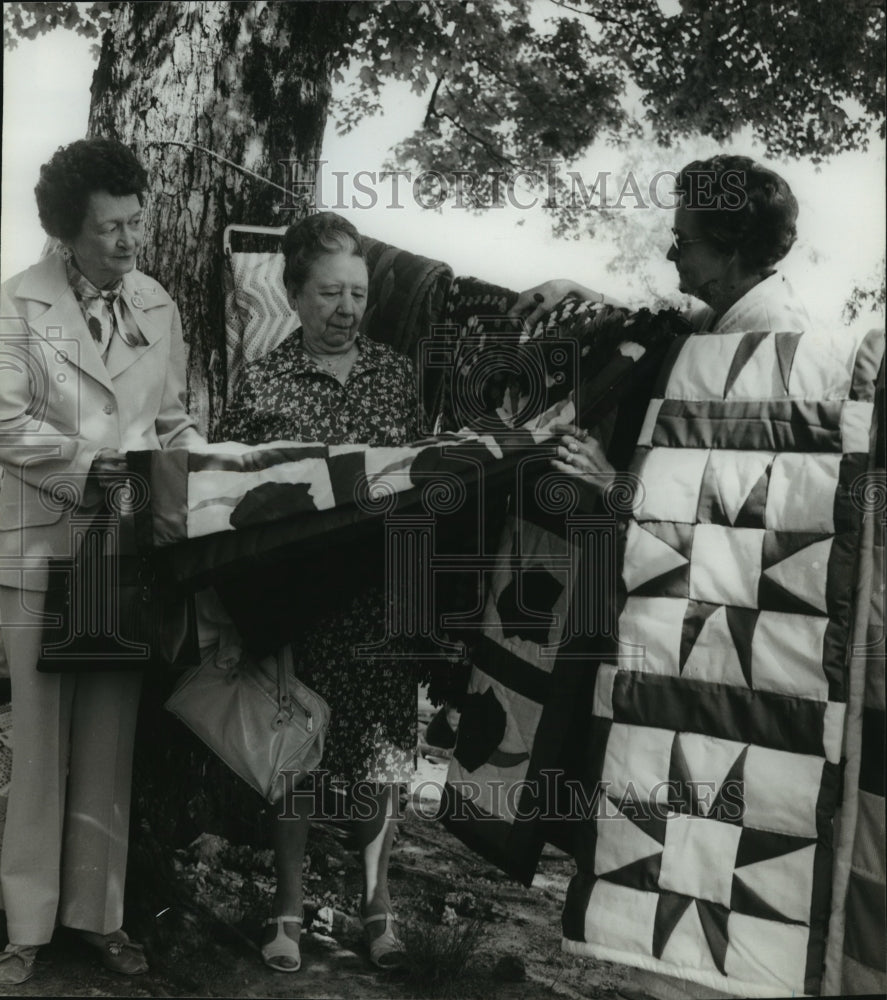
[472,54,552,121]
[424,74,444,127]
[547,0,636,33]
[431,97,515,168]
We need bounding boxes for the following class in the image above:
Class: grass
[397,916,487,997]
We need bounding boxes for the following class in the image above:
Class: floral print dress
[219,330,420,785]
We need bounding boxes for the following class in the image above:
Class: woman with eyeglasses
[512,154,807,480]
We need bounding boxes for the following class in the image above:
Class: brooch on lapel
[128,283,163,310]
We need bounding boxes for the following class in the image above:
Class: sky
[2,13,885,334]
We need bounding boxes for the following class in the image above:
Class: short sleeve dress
[219,330,421,786]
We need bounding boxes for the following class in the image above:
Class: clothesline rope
[144,139,293,198]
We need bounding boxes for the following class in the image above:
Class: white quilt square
[725,913,809,993]
[616,596,687,676]
[765,453,840,532]
[742,746,824,839]
[658,815,742,907]
[600,722,674,804]
[663,333,748,400]
[751,611,829,700]
[689,524,764,608]
[634,448,710,523]
[583,881,658,956]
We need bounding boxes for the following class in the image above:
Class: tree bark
[88,0,348,433]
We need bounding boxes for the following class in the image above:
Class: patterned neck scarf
[65,256,145,358]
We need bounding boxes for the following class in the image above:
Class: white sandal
[362,911,407,969]
[261,914,302,972]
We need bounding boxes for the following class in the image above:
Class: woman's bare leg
[261,794,311,969]
[355,784,401,946]
[271,800,310,917]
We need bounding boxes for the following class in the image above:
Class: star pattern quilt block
[695,449,774,528]
[592,795,665,882]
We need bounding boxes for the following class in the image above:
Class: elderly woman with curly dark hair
[513,154,807,479]
[0,137,204,985]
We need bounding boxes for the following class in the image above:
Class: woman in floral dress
[218,212,419,972]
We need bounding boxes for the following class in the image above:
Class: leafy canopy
[6,0,885,252]
[330,0,885,168]
[7,0,884,168]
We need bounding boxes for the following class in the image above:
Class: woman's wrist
[566,281,606,305]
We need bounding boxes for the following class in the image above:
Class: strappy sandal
[361,911,407,970]
[0,944,38,985]
[79,929,149,975]
[261,915,302,972]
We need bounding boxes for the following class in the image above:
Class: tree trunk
[88,0,348,433]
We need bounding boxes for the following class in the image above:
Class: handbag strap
[273,644,294,728]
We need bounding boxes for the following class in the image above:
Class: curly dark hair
[675,155,798,271]
[281,212,365,291]
[35,137,148,242]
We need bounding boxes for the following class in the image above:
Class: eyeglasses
[671,230,703,253]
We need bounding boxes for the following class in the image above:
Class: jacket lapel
[104,272,164,380]
[15,255,113,394]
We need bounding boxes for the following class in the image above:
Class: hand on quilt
[89,448,128,485]
[511,279,605,331]
[549,423,615,495]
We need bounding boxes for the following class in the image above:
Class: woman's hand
[89,449,127,489]
[512,280,579,331]
[549,423,615,495]
[512,280,610,331]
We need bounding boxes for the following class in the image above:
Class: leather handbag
[164,642,330,803]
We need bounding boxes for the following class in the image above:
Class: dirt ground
[0,700,732,1000]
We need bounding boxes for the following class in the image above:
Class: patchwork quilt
[558,326,884,998]
[438,306,885,996]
